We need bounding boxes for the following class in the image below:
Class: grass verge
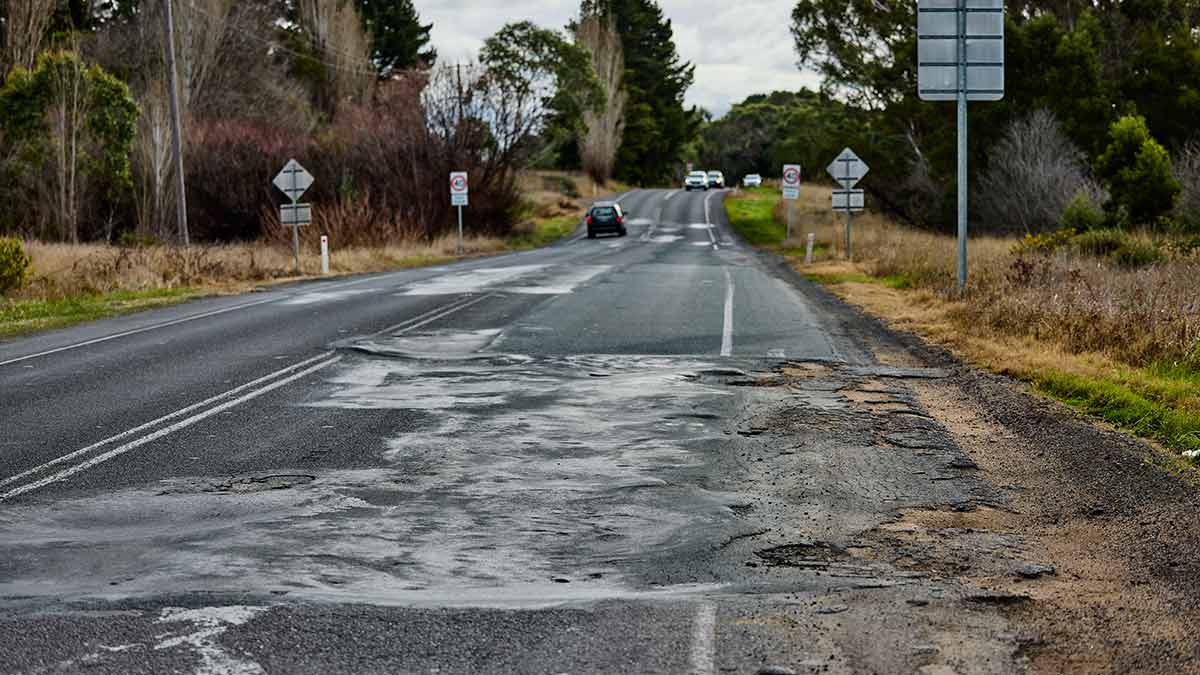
[0,171,619,338]
[724,185,1200,462]
[0,287,199,338]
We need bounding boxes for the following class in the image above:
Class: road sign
[781,164,802,201]
[917,0,1006,291]
[832,189,865,213]
[918,0,1004,102]
[450,171,469,207]
[826,148,869,189]
[274,159,313,203]
[280,203,312,226]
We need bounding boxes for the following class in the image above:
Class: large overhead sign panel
[918,0,1005,102]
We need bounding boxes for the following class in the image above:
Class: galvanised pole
[956,0,968,292]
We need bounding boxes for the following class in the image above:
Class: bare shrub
[297,0,373,113]
[0,0,54,74]
[575,12,626,184]
[976,109,1104,234]
[1172,139,1200,233]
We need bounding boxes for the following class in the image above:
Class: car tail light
[586,215,593,225]
[616,215,623,224]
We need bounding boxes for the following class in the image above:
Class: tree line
[703,0,1200,235]
[0,0,699,244]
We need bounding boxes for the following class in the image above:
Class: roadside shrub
[1071,228,1128,257]
[0,237,32,294]
[1166,235,1200,257]
[1013,227,1076,254]
[977,110,1101,234]
[1109,238,1163,268]
[1095,115,1182,228]
[1059,193,1105,231]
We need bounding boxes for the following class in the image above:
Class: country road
[2,188,1199,674]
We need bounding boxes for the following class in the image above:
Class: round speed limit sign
[782,165,801,187]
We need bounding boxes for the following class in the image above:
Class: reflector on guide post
[917,0,1005,102]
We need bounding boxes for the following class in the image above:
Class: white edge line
[691,603,716,675]
[0,351,336,490]
[0,296,279,368]
[1,356,342,501]
[721,268,734,358]
[0,270,406,369]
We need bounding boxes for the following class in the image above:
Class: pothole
[755,541,849,567]
[158,474,316,495]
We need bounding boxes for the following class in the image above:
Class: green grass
[0,287,198,337]
[804,270,912,289]
[509,215,580,250]
[1029,367,1200,456]
[724,188,785,246]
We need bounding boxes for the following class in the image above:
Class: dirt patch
[910,377,1200,673]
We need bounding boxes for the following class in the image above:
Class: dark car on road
[586,202,626,238]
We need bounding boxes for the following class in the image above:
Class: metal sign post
[918,0,1004,292]
[827,148,869,259]
[450,171,469,254]
[781,164,801,240]
[273,159,314,274]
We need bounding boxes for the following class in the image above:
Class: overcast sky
[411,0,821,117]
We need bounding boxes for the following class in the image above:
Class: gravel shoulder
[764,250,1200,673]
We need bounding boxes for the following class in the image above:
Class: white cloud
[412,0,821,116]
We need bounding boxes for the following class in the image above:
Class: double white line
[0,293,492,502]
[0,352,342,501]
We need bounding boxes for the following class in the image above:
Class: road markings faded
[369,293,494,337]
[157,606,268,675]
[691,603,717,675]
[721,268,735,357]
[0,354,340,501]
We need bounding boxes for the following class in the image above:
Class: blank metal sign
[918,0,1004,101]
[281,203,312,226]
[832,189,864,213]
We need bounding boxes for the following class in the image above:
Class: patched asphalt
[0,188,1146,673]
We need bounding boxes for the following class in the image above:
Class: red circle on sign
[451,176,467,191]
[783,168,800,185]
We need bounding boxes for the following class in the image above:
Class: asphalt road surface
[0,189,1061,673]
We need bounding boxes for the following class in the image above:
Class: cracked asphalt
[2,188,1198,674]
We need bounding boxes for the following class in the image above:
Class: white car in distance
[743,174,763,188]
[707,171,725,189]
[684,171,710,191]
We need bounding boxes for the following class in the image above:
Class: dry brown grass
[793,185,1200,371]
[14,236,508,302]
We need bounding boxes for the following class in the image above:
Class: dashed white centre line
[721,267,734,357]
[691,603,717,675]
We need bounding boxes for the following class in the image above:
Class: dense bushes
[182,74,522,246]
[0,237,31,294]
[1094,115,1182,229]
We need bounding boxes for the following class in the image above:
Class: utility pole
[161,0,189,246]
